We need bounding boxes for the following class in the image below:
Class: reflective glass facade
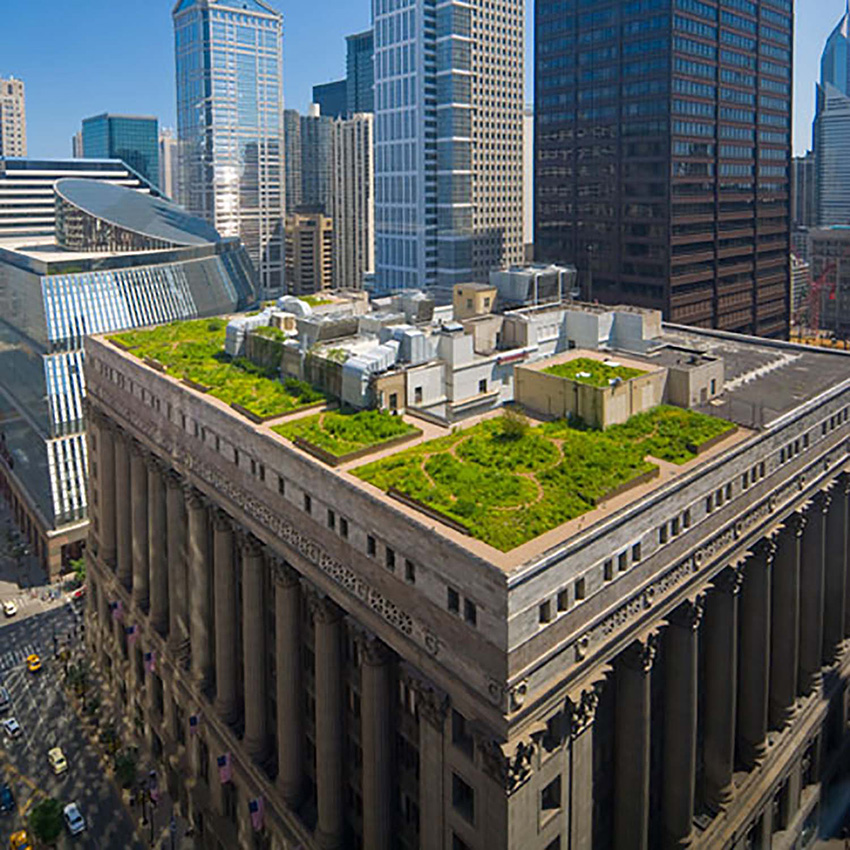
[0,239,255,530]
[174,0,285,297]
[535,0,793,338]
[81,114,160,189]
[300,109,334,214]
[312,80,348,120]
[347,30,375,114]
[283,110,303,215]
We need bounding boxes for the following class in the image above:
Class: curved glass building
[0,178,257,576]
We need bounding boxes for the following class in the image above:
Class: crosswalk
[0,641,41,676]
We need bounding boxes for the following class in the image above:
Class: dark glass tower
[81,114,160,189]
[535,0,793,338]
[346,29,375,113]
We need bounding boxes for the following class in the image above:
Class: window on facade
[575,578,586,601]
[303,493,312,514]
[452,710,475,758]
[367,535,376,556]
[327,509,336,530]
[389,393,398,410]
[618,552,628,572]
[405,559,416,583]
[340,517,349,539]
[540,600,552,624]
[464,599,477,627]
[414,386,423,404]
[386,547,396,571]
[452,773,475,823]
[448,587,460,614]
[632,543,642,562]
[541,775,562,813]
[478,379,488,393]
[659,525,669,545]
[603,560,614,581]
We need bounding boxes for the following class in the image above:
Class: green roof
[543,357,646,387]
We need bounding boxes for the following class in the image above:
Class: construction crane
[803,260,837,333]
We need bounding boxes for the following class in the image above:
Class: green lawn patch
[110,318,325,419]
[301,294,334,307]
[274,409,420,459]
[543,357,646,387]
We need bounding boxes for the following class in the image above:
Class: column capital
[306,587,343,625]
[165,470,184,491]
[504,737,538,796]
[213,509,233,534]
[145,453,165,476]
[360,630,393,668]
[784,510,807,538]
[713,565,744,597]
[620,633,658,673]
[184,486,206,511]
[469,724,509,788]
[130,439,148,461]
[837,470,850,496]
[812,488,833,514]
[240,533,265,560]
[400,664,449,728]
[667,595,705,632]
[568,681,604,738]
[271,557,300,588]
[752,536,778,564]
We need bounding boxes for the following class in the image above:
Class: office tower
[536,0,793,338]
[0,76,26,157]
[284,109,303,216]
[523,105,533,260]
[312,80,347,119]
[332,113,374,290]
[0,179,254,576]
[346,29,374,113]
[0,157,159,241]
[373,0,525,294]
[790,252,810,320]
[300,104,334,214]
[807,226,850,336]
[792,151,817,229]
[174,0,286,297]
[85,298,850,850]
[71,131,83,158]
[81,113,160,189]
[285,211,333,295]
[159,128,178,199]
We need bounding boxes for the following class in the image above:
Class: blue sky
[1,0,840,159]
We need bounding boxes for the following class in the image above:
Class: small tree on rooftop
[501,405,529,440]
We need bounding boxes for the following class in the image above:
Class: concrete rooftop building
[84,285,850,849]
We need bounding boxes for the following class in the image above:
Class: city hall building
[84,299,850,850]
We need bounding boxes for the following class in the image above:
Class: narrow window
[557,589,569,611]
[574,577,586,601]
[303,493,312,514]
[539,600,552,624]
[386,547,396,571]
[464,599,477,627]
[618,552,628,572]
[404,559,416,583]
[367,535,376,556]
[603,559,614,581]
[327,509,336,530]
[448,587,460,614]
[632,542,642,562]
[278,475,285,495]
[541,775,562,813]
[340,517,349,539]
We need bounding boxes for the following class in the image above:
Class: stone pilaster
[130,444,149,610]
[360,633,393,850]
[737,538,775,769]
[799,492,828,693]
[769,512,805,729]
[115,432,132,590]
[148,458,168,635]
[97,417,117,567]
[825,477,849,660]
[213,512,237,723]
[662,597,703,849]
[614,635,657,850]
[186,489,212,689]
[274,560,303,806]
[703,566,742,812]
[242,537,267,759]
[311,592,345,850]
[568,681,603,850]
[166,472,188,650]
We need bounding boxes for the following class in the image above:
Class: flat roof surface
[0,235,175,263]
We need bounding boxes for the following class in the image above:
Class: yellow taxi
[9,831,31,850]
[48,747,68,775]
[26,654,41,673]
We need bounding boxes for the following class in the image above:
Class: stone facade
[84,330,850,850]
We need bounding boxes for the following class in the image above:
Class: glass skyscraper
[300,105,334,215]
[535,0,793,339]
[173,0,285,297]
[372,0,524,294]
[81,114,160,189]
[346,30,375,114]
[312,80,347,119]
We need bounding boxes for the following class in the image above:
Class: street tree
[29,798,63,845]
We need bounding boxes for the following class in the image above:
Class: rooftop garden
[274,409,421,461]
[301,294,334,307]
[353,405,734,552]
[110,318,325,419]
[543,357,646,387]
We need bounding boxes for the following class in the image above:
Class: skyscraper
[535,0,793,338]
[332,113,375,290]
[373,0,524,294]
[159,128,178,199]
[284,109,303,215]
[346,29,374,114]
[792,151,817,230]
[0,76,26,157]
[81,113,160,189]
[173,0,286,297]
[312,80,348,119]
[816,6,850,228]
[300,104,334,215]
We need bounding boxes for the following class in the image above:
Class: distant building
[332,113,374,290]
[312,80,347,120]
[158,128,178,200]
[81,113,160,189]
[71,131,83,158]
[284,110,303,216]
[793,152,817,229]
[300,105,334,215]
[523,105,533,259]
[286,211,333,295]
[346,30,374,113]
[0,76,26,157]
[807,226,850,335]
[174,0,285,297]
[0,178,255,576]
[790,254,810,320]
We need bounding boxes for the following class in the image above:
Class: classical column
[166,473,188,650]
[703,566,742,812]
[148,459,168,635]
[361,633,393,850]
[769,513,804,729]
[568,683,602,850]
[799,492,828,693]
[242,538,268,759]
[737,539,775,770]
[825,477,849,661]
[614,635,657,850]
[186,490,212,689]
[213,512,237,723]
[411,673,448,850]
[312,593,344,850]
[115,433,132,590]
[275,561,303,805]
[97,417,117,567]
[130,445,149,610]
[662,598,703,849]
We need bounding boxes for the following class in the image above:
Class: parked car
[2,717,21,739]
[0,686,10,713]
[26,654,41,673]
[48,747,68,775]
[9,830,31,850]
[63,802,85,836]
[0,783,13,814]
[2,600,16,617]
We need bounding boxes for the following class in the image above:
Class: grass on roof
[353,405,734,551]
[274,409,420,458]
[543,357,646,387]
[301,294,334,307]
[110,318,325,419]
